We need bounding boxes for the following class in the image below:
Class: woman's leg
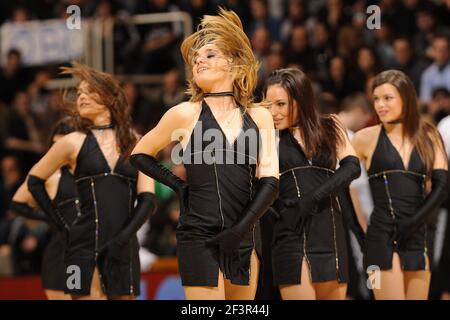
[183,271,226,300]
[279,258,316,300]
[314,281,347,300]
[404,256,431,300]
[372,252,405,300]
[71,267,107,300]
[224,250,260,300]
[44,290,71,300]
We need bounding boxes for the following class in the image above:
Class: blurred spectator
[251,26,272,61]
[246,0,281,42]
[312,21,335,82]
[316,0,350,39]
[0,49,31,106]
[322,56,362,104]
[123,81,151,135]
[372,21,396,69]
[356,46,380,85]
[180,0,216,28]
[336,25,361,70]
[220,0,251,25]
[137,0,182,74]
[391,37,429,90]
[0,155,22,221]
[420,35,450,103]
[27,70,52,115]
[338,93,373,134]
[251,26,272,91]
[146,68,187,130]
[426,87,450,124]
[11,5,31,23]
[35,90,66,143]
[284,25,316,75]
[412,3,449,60]
[3,92,45,173]
[280,0,308,42]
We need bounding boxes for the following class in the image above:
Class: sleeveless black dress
[176,100,261,286]
[66,131,140,296]
[272,129,349,285]
[364,125,431,271]
[41,166,80,291]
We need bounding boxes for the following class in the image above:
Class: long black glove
[282,155,361,230]
[338,187,365,249]
[10,201,49,222]
[394,169,449,245]
[100,192,158,260]
[205,176,279,255]
[27,175,70,233]
[130,153,188,212]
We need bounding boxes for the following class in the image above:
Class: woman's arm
[251,107,279,179]
[130,103,195,198]
[27,134,77,231]
[10,180,48,222]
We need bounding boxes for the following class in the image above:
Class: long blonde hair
[180,8,259,108]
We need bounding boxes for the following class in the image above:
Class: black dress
[41,166,80,291]
[364,126,431,271]
[67,131,140,296]
[176,100,261,286]
[272,129,349,285]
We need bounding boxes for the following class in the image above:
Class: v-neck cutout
[382,126,414,171]
[89,131,121,173]
[203,100,244,147]
[289,130,313,164]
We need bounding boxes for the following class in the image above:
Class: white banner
[1,19,85,67]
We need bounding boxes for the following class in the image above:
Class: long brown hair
[180,7,259,108]
[264,68,344,168]
[60,62,137,156]
[372,70,445,176]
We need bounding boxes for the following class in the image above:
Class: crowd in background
[0,0,450,299]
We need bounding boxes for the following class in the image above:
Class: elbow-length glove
[205,176,279,255]
[10,201,49,222]
[282,155,361,233]
[338,187,365,249]
[27,175,70,233]
[100,192,158,260]
[130,154,188,213]
[394,169,448,246]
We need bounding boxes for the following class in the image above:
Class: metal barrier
[36,12,192,90]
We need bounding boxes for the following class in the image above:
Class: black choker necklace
[90,123,115,130]
[386,119,402,124]
[204,92,234,97]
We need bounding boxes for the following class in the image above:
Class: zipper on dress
[212,149,225,232]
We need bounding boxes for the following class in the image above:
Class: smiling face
[76,80,109,121]
[265,84,298,130]
[373,83,403,123]
[192,43,234,92]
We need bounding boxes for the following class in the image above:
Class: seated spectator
[321,56,362,103]
[0,49,31,107]
[391,37,429,90]
[420,34,450,103]
[3,92,45,173]
[137,0,183,74]
[246,0,281,42]
[280,0,308,42]
[426,87,450,124]
[284,24,317,76]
